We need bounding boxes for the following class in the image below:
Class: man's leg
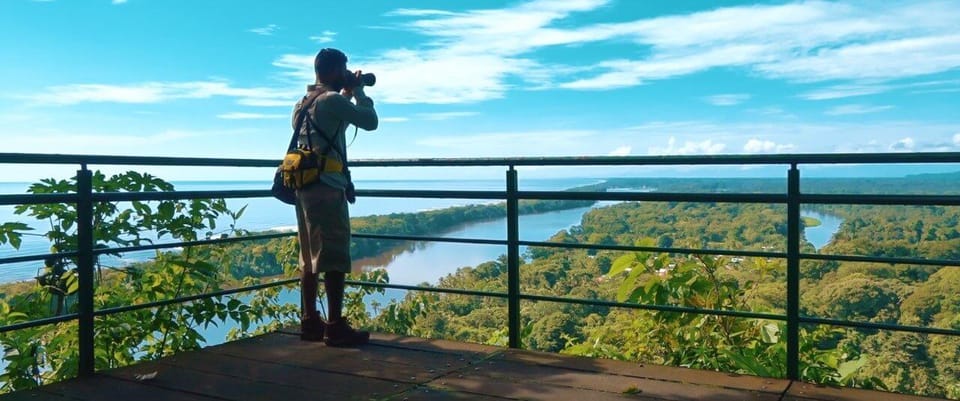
[324,271,344,322]
[296,198,324,341]
[302,269,320,319]
[324,270,369,346]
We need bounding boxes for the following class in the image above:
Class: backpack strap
[304,97,349,176]
[288,90,324,152]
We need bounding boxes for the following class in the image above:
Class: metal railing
[2,151,960,382]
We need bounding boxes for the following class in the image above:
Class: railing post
[506,166,521,348]
[76,166,95,377]
[786,164,800,380]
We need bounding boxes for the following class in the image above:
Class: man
[294,48,378,346]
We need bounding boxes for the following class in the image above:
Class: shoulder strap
[306,118,346,174]
[287,90,324,152]
[300,92,353,179]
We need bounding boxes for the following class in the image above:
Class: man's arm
[325,87,378,131]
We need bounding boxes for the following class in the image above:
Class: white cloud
[24,81,297,107]
[415,130,597,157]
[912,87,960,94]
[385,9,459,17]
[802,79,960,100]
[743,139,795,153]
[825,104,894,116]
[566,2,960,89]
[417,111,478,121]
[275,1,607,104]
[757,34,960,82]
[315,0,960,103]
[347,50,530,104]
[622,120,960,156]
[608,146,631,156]
[747,106,797,119]
[309,31,337,43]
[217,112,286,120]
[648,137,726,156]
[249,24,279,36]
[381,117,410,123]
[890,137,915,151]
[376,113,476,123]
[954,133,960,146]
[704,94,751,106]
[2,129,208,153]
[799,83,892,100]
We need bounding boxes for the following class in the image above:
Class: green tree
[0,171,296,392]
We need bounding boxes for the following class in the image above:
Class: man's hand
[341,70,365,99]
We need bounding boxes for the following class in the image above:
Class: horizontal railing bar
[801,316,960,337]
[352,233,507,246]
[0,251,79,266]
[92,232,296,256]
[92,190,271,202]
[355,189,506,200]
[802,194,960,206]
[344,280,509,299]
[7,152,960,170]
[801,253,960,268]
[0,193,78,206]
[0,153,278,168]
[0,313,79,334]
[6,191,959,209]
[349,152,960,167]
[94,278,299,317]
[522,293,787,321]
[518,190,787,204]
[520,240,788,259]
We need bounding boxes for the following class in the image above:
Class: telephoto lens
[347,70,376,87]
[359,72,376,87]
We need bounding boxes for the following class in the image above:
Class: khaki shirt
[292,84,378,190]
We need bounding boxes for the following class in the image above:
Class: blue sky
[2,0,960,181]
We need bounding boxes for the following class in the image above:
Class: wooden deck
[0,330,944,401]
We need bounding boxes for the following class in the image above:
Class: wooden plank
[785,382,948,401]
[370,333,502,355]
[39,375,220,401]
[430,373,667,401]
[208,333,492,384]
[205,332,341,363]
[498,348,789,394]
[0,389,67,401]
[103,359,325,401]
[6,332,945,401]
[431,359,779,401]
[155,350,409,399]
[386,386,522,401]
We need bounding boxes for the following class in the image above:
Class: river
[802,210,844,250]
[201,204,597,342]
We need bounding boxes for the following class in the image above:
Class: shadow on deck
[0,331,943,401]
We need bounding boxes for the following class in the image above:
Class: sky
[1,0,960,181]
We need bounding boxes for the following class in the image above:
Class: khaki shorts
[295,185,351,274]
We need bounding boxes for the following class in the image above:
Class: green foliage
[379,198,959,398]
[4,172,960,399]
[0,171,293,393]
[0,223,31,250]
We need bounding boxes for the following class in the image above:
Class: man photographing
[293,48,378,346]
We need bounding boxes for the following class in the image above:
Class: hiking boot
[300,314,325,342]
[324,318,369,347]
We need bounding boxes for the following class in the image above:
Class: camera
[345,70,376,88]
